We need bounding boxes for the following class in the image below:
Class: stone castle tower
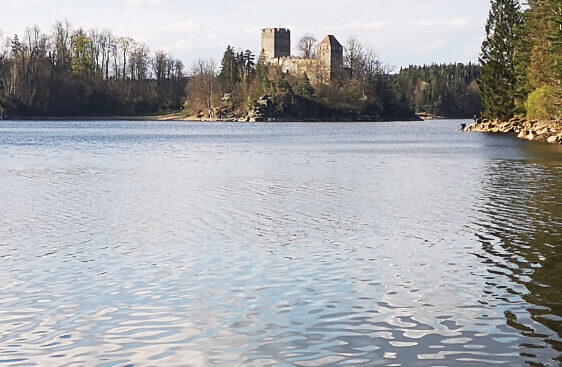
[318,35,344,81]
[261,28,343,82]
[261,28,291,60]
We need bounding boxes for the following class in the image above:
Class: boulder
[517,130,528,139]
[534,121,551,130]
[547,136,558,143]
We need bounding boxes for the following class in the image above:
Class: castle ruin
[261,28,343,82]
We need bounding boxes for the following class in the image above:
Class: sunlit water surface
[0,120,561,366]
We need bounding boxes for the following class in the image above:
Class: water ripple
[0,120,560,366]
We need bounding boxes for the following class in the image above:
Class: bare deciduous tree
[297,34,317,58]
[117,37,133,79]
[52,20,72,70]
[174,59,184,79]
[188,58,217,113]
[99,30,115,79]
[129,43,149,80]
[345,37,364,78]
[153,51,168,81]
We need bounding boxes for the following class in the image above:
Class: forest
[0,21,186,117]
[394,63,482,118]
[1,21,487,120]
[480,0,561,121]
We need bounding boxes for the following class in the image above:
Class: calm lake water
[0,119,561,366]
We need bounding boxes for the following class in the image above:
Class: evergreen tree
[243,50,255,78]
[548,0,562,116]
[11,35,22,55]
[513,8,532,114]
[218,46,239,92]
[479,0,522,120]
[295,72,315,98]
[393,63,482,117]
[512,0,561,119]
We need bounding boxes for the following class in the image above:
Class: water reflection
[0,120,560,366]
[470,156,562,365]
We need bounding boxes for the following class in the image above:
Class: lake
[0,119,561,366]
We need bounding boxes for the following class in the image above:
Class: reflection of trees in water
[472,156,562,361]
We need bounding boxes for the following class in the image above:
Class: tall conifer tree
[479,0,522,120]
[218,46,240,93]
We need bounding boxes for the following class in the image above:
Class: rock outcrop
[464,117,562,144]
[190,94,423,123]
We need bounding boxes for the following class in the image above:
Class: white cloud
[123,0,172,8]
[328,21,397,31]
[415,39,446,54]
[406,17,470,29]
[156,21,200,33]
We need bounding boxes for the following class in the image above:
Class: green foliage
[483,0,560,120]
[479,0,522,120]
[526,86,557,119]
[218,46,239,92]
[394,63,482,117]
[313,78,368,115]
[295,73,315,98]
[513,10,533,115]
[519,0,561,119]
[71,34,95,74]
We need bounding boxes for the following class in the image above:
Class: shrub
[526,86,556,119]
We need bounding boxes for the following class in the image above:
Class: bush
[526,86,556,119]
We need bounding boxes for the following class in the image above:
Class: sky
[1,0,492,70]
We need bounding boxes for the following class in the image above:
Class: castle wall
[261,29,342,83]
[278,57,316,75]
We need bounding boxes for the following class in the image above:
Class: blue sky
[1,0,492,70]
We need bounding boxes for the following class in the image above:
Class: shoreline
[1,113,426,123]
[465,117,562,144]
[0,113,199,122]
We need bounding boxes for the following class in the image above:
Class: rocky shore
[198,95,421,123]
[464,117,562,144]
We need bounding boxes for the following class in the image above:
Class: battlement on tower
[261,28,291,60]
[261,28,290,35]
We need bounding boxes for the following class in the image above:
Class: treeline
[480,0,561,121]
[186,38,417,121]
[394,63,482,118]
[0,21,496,121]
[0,21,186,117]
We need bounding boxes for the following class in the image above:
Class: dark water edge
[1,114,423,122]
[0,119,560,366]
